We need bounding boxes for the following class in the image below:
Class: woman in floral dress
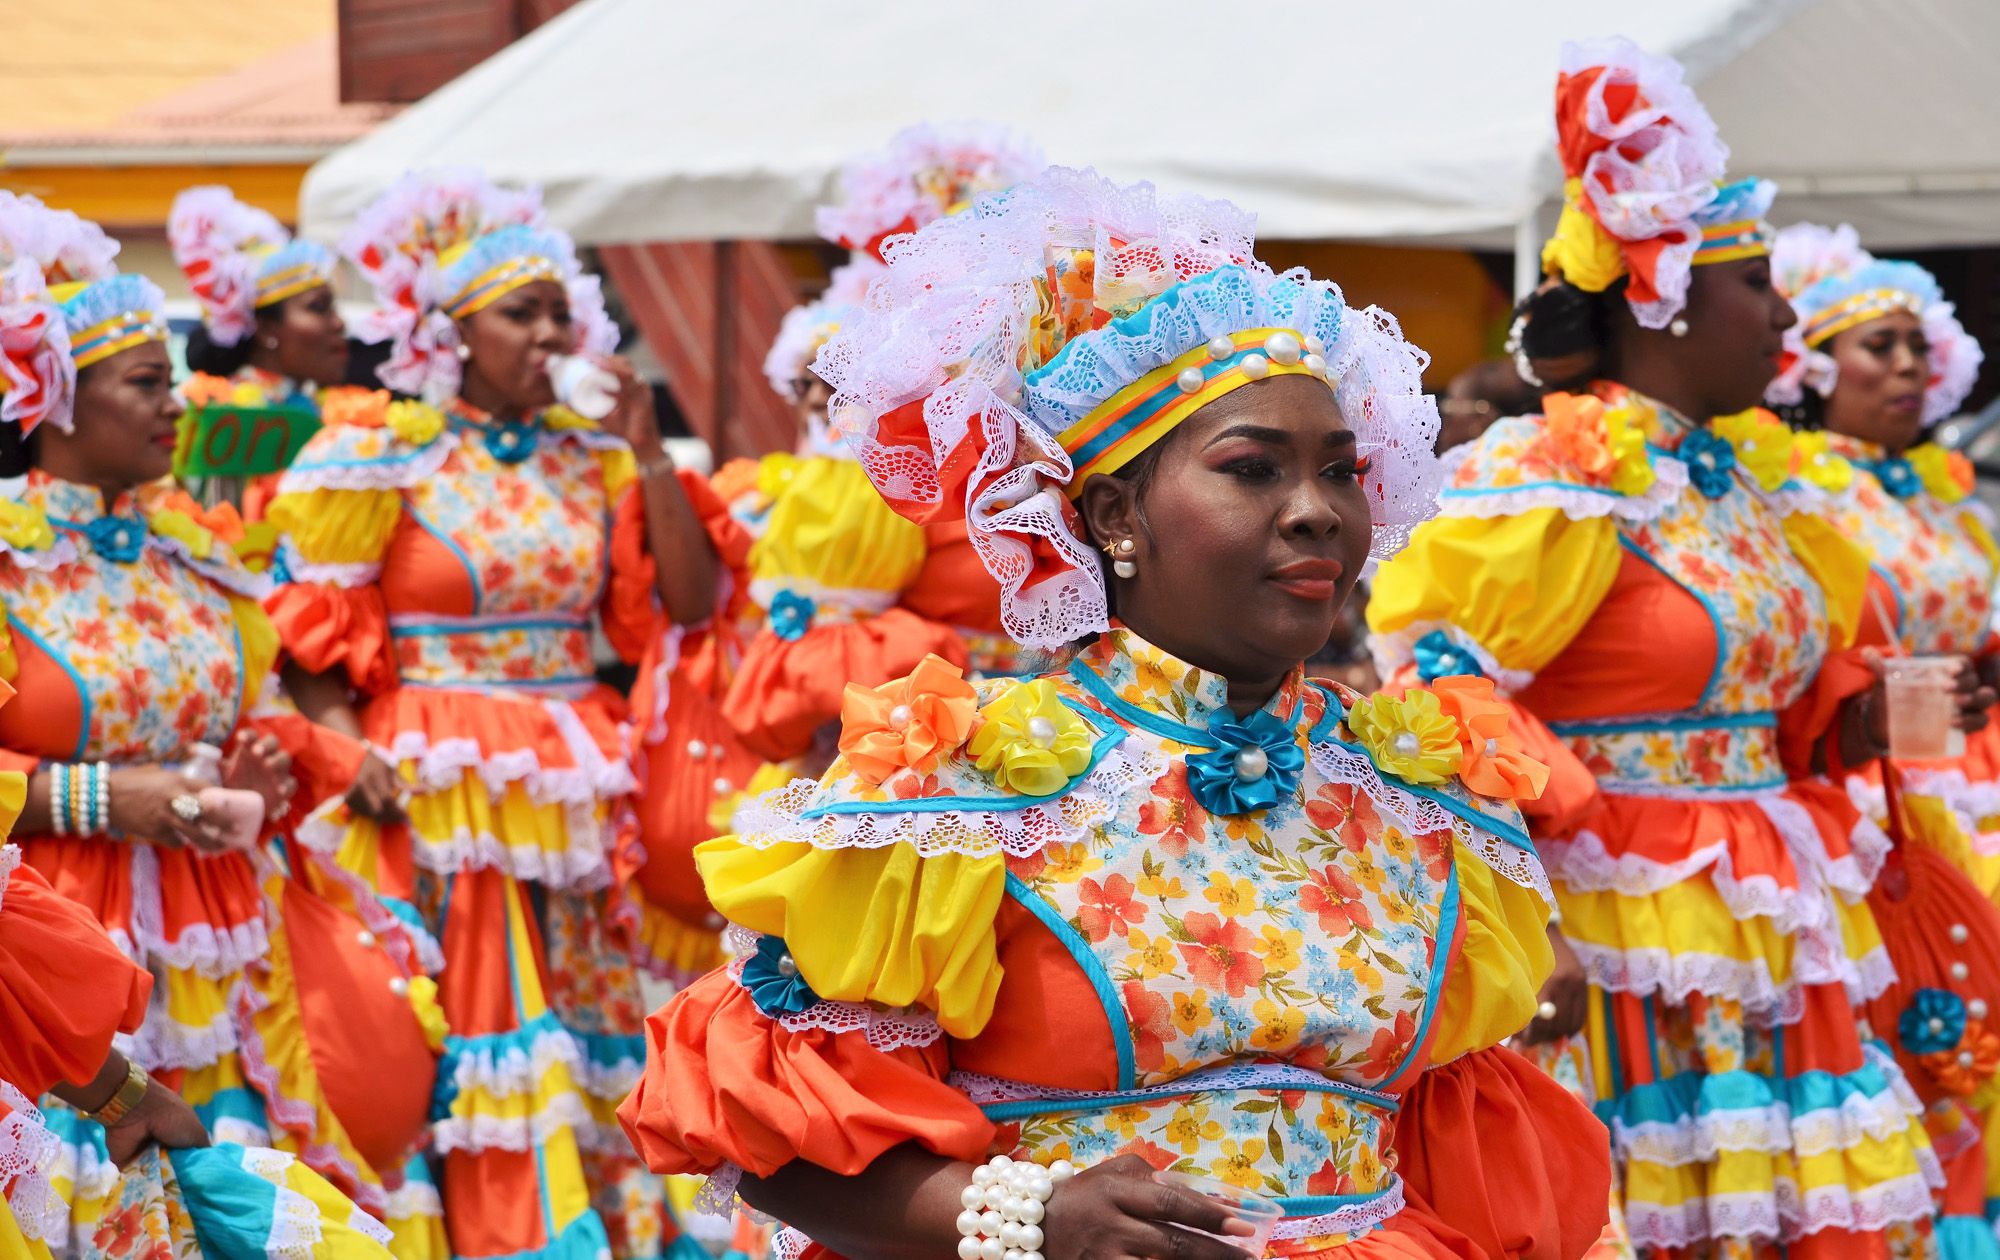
[619,166,1611,1260]
[265,170,723,1260]
[1370,40,1949,1257]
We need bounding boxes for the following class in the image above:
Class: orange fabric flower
[837,654,979,786]
[318,386,392,430]
[1428,676,1550,803]
[1541,393,1615,482]
[1923,1021,2000,1097]
[178,373,237,407]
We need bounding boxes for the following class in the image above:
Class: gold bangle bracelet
[88,1058,150,1127]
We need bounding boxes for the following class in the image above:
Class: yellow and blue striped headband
[51,274,169,370]
[439,225,566,319]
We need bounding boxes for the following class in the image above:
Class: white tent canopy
[302,0,2000,254]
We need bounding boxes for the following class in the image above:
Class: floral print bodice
[1818,435,1994,655]
[720,630,1549,1227]
[0,473,263,763]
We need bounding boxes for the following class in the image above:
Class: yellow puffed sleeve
[264,401,445,566]
[1428,840,1554,1063]
[266,488,403,567]
[1782,513,1869,651]
[228,595,281,710]
[0,770,25,836]
[1368,507,1625,677]
[1962,509,2000,576]
[748,455,927,596]
[695,836,1007,1039]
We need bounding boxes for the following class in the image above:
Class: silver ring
[171,794,203,822]
[1537,1000,1559,1022]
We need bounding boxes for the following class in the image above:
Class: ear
[1076,472,1140,555]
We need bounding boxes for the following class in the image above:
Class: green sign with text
[175,404,321,479]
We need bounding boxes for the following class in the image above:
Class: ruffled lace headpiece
[815,122,1047,261]
[1768,222,1982,424]
[816,166,1440,649]
[763,256,885,402]
[169,186,337,347]
[338,169,617,403]
[0,192,165,435]
[1540,38,1773,330]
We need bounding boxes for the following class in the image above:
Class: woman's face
[1821,310,1929,452]
[457,279,572,413]
[1668,256,1797,415]
[794,375,832,437]
[1079,373,1373,690]
[46,342,182,487]
[263,284,349,387]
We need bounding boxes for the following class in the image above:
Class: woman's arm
[598,357,718,626]
[741,1148,1251,1260]
[280,660,405,821]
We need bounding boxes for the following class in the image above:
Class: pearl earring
[456,343,472,361]
[262,336,279,351]
[1106,537,1137,580]
[1669,318,1690,338]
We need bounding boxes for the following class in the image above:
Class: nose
[1892,340,1927,379]
[533,315,569,350]
[1279,475,1344,539]
[1772,292,1799,332]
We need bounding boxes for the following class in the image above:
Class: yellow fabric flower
[965,679,1095,796]
[755,451,803,503]
[0,499,54,552]
[1601,399,1657,496]
[147,508,215,560]
[405,974,450,1053]
[1791,430,1856,493]
[1712,409,1794,492]
[229,380,271,407]
[1538,180,1628,293]
[1910,443,1974,504]
[1346,690,1464,785]
[386,400,446,447]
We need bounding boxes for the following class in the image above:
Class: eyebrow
[1203,424,1355,448]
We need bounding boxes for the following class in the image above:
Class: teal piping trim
[1005,872,1136,1090]
[407,504,483,612]
[9,613,91,761]
[1617,534,1728,709]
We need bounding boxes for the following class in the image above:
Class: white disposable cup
[1154,1171,1283,1256]
[547,354,620,420]
[1883,654,1964,761]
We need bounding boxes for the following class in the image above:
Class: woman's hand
[1951,656,1996,734]
[1041,1155,1254,1260]
[1519,923,1588,1045]
[223,732,296,819]
[103,1077,210,1167]
[108,766,229,851]
[595,355,665,454]
[345,751,408,824]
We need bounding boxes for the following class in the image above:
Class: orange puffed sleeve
[263,581,398,695]
[1390,1045,1613,1260]
[0,857,153,1096]
[603,468,750,665]
[617,968,996,1178]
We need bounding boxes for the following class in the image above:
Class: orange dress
[622,631,1612,1258]
[264,395,695,1260]
[1371,387,1939,1256]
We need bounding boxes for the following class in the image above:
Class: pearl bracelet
[953,1155,1074,1260]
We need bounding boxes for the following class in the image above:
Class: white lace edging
[1621,1169,1939,1249]
[385,1176,444,1219]
[381,716,637,806]
[236,1146,341,1259]
[643,624,684,745]
[279,435,452,493]
[119,842,271,979]
[1757,793,1886,901]
[1758,481,1830,517]
[1436,458,1688,525]
[726,950,947,1051]
[1308,739,1551,900]
[431,1093,593,1156]
[0,843,18,911]
[408,817,612,893]
[1567,939,1801,1024]
[275,537,382,588]
[1272,1177,1403,1240]
[118,1003,241,1073]
[0,534,79,572]
[730,742,1165,859]
[772,1226,812,1260]
[1545,829,1820,932]
[148,535,272,599]
[0,1082,63,1243]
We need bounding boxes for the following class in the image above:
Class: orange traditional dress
[621,632,1611,1258]
[1369,385,1943,1255]
[264,389,688,1260]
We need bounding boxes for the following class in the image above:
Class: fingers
[1127,1221,1257,1260]
[1106,1173,1244,1239]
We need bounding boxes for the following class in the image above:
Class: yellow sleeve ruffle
[1368,506,1624,678]
[265,408,445,566]
[748,455,927,597]
[229,595,280,710]
[1427,838,1554,1063]
[694,837,1006,1039]
[1782,512,1870,652]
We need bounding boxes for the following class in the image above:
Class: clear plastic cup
[1154,1171,1283,1256]
[1883,655,1964,761]
[547,354,620,420]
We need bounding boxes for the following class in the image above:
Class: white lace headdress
[815,167,1441,650]
[169,186,338,347]
[338,169,617,403]
[1768,223,1982,424]
[815,121,1047,262]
